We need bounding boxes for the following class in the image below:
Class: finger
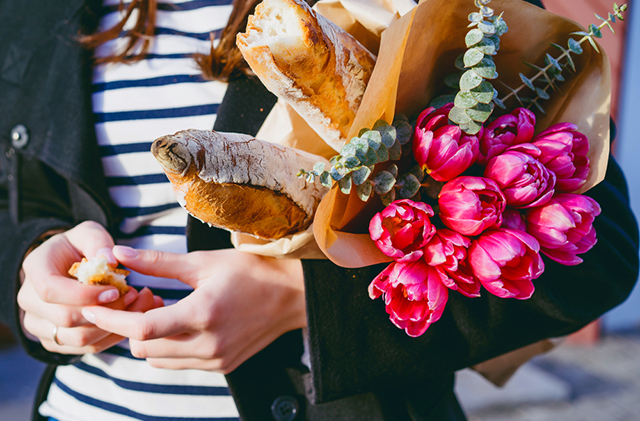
[23,313,112,348]
[64,221,115,263]
[112,246,200,287]
[82,298,197,340]
[124,287,156,313]
[41,332,126,355]
[146,357,223,372]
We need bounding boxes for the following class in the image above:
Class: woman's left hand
[81,246,306,373]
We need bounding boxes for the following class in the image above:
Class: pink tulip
[413,104,479,182]
[369,199,436,262]
[526,193,601,265]
[478,108,536,165]
[424,229,481,297]
[468,228,544,299]
[532,123,590,192]
[484,143,556,208]
[501,207,527,231]
[438,176,506,236]
[369,260,449,337]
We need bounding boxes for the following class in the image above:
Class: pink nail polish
[113,245,139,258]
[98,289,119,303]
[95,247,117,265]
[82,308,96,324]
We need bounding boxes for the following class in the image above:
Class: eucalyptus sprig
[446,0,508,135]
[498,3,627,113]
[298,115,416,204]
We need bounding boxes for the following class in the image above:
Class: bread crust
[69,258,130,296]
[236,0,376,151]
[152,129,330,240]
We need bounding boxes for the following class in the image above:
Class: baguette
[69,257,130,297]
[152,129,330,240]
[236,0,376,151]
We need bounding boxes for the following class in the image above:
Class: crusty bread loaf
[152,129,330,240]
[236,0,376,151]
[69,257,130,296]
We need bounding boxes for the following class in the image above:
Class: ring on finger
[52,325,63,346]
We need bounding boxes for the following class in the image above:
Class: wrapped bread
[69,256,130,296]
[237,0,377,151]
[152,129,330,240]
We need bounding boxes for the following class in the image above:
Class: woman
[1,0,638,420]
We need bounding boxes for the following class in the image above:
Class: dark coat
[1,0,638,420]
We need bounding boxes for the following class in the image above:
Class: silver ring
[52,325,63,346]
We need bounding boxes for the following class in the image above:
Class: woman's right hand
[17,221,159,355]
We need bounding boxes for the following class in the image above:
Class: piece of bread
[68,256,130,296]
[236,0,376,151]
[152,129,330,240]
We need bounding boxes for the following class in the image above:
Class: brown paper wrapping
[314,0,611,268]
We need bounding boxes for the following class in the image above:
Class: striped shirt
[39,1,240,419]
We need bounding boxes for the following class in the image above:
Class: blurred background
[1,0,639,419]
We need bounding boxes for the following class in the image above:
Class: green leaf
[555,73,565,82]
[493,16,508,36]
[305,173,315,183]
[455,90,479,108]
[571,31,591,37]
[319,171,332,188]
[329,156,338,166]
[373,171,396,194]
[568,38,583,54]
[470,81,494,104]
[362,130,382,150]
[474,37,497,55]
[460,120,483,135]
[449,106,472,124]
[343,155,361,168]
[468,12,483,23]
[536,87,550,100]
[605,20,615,34]
[464,48,485,67]
[374,124,396,148]
[519,73,536,91]
[408,164,425,183]
[364,147,379,166]
[340,143,356,157]
[478,21,496,35]
[356,180,373,202]
[472,58,497,79]
[313,162,326,173]
[398,173,421,199]
[460,70,483,90]
[589,23,603,38]
[565,53,576,71]
[339,175,352,194]
[388,141,402,161]
[587,36,600,53]
[455,54,466,71]
[376,143,389,162]
[465,28,484,47]
[330,166,345,181]
[608,12,616,23]
[358,128,369,137]
[493,96,506,109]
[444,73,461,89]
[546,53,562,70]
[550,43,566,53]
[388,164,399,179]
[429,94,456,109]
[532,100,546,114]
[351,166,372,185]
[393,119,413,146]
[466,102,493,123]
[380,189,396,207]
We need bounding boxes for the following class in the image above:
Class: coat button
[10,124,29,149]
[271,395,299,421]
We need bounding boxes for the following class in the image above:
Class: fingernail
[98,289,119,303]
[123,288,138,306]
[113,245,139,259]
[95,247,117,265]
[82,308,96,323]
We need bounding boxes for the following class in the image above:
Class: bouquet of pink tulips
[299,0,625,337]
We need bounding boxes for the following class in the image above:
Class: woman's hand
[17,221,160,355]
[81,246,306,373]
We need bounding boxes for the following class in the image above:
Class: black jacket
[1,0,638,420]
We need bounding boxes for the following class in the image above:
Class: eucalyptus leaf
[444,73,461,89]
[466,102,493,122]
[449,106,472,124]
[343,155,361,168]
[388,164,399,179]
[358,128,369,137]
[493,96,506,109]
[329,156,338,166]
[468,12,483,23]
[398,173,421,199]
[380,189,396,207]
[374,122,396,148]
[459,120,483,135]
[362,130,382,150]
[472,58,497,79]
[319,171,332,188]
[357,180,373,202]
[408,164,425,183]
[429,94,456,109]
[340,143,356,157]
[571,31,591,37]
[393,119,413,145]
[330,166,345,181]
[608,12,616,23]
[474,38,496,55]
[351,165,371,185]
[587,36,600,53]
[535,87,549,100]
[555,73,565,82]
[478,21,496,35]
[373,171,396,194]
[455,54,466,71]
[313,162,326,173]
[464,48,485,67]
[546,53,562,70]
[305,173,315,183]
[519,73,535,91]
[568,38,583,54]
[589,23,603,38]
[595,13,605,21]
[364,147,379,166]
[493,16,508,36]
[455,91,479,109]
[460,70,483,90]
[471,82,494,104]
[388,141,402,160]
[376,143,389,162]
[339,175,352,194]
[465,28,484,47]
[532,100,546,114]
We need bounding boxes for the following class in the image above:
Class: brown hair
[80,0,262,82]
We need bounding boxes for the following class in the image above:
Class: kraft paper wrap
[314,0,611,268]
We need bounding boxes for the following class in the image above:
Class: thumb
[113,246,198,288]
[65,221,116,263]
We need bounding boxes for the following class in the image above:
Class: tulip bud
[478,108,536,165]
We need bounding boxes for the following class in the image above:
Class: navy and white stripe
[39,1,239,419]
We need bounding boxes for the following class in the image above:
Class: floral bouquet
[299,0,626,337]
